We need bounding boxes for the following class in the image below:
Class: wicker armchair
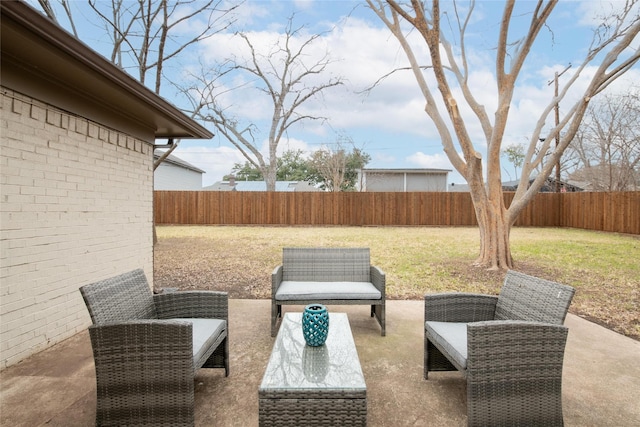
[80,269,229,426]
[424,270,575,426]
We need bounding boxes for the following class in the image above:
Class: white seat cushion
[425,321,468,370]
[275,281,381,301]
[161,318,226,362]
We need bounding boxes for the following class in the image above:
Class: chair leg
[371,305,385,336]
[424,331,429,379]
[271,303,281,337]
[424,335,458,379]
[224,336,230,377]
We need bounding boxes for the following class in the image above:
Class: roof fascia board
[362,168,451,174]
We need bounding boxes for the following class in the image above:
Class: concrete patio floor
[1,299,639,426]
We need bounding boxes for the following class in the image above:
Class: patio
[1,299,639,426]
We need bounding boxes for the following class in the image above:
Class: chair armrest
[89,320,195,376]
[424,293,497,322]
[467,320,569,380]
[154,291,228,320]
[370,265,386,297]
[271,265,283,297]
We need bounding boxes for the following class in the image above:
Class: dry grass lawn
[154,225,639,340]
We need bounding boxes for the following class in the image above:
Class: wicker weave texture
[272,248,386,337]
[424,293,498,323]
[81,268,157,324]
[89,321,195,426]
[282,247,371,282]
[258,396,367,426]
[424,270,575,426]
[80,269,229,426]
[494,270,575,324]
[467,321,568,426]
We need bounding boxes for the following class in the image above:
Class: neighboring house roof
[154,152,205,174]
[448,178,584,193]
[361,168,451,174]
[1,1,212,141]
[204,181,321,192]
[502,178,583,192]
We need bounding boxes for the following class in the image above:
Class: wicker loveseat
[271,247,386,336]
[80,269,229,426]
[424,270,575,426]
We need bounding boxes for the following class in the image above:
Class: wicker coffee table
[259,312,367,426]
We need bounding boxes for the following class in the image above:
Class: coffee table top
[259,312,366,392]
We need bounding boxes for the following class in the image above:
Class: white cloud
[259,137,313,158]
[173,145,246,186]
[227,0,272,28]
[292,0,315,12]
[575,0,640,27]
[372,152,396,165]
[406,151,453,170]
[405,151,466,185]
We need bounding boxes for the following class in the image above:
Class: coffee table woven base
[259,391,366,426]
[259,313,367,426]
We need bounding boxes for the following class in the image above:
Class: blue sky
[30,1,639,187]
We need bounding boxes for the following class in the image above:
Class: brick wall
[0,88,154,368]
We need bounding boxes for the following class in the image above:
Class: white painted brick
[1,88,154,369]
[19,186,46,196]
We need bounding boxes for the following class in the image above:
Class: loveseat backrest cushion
[282,247,371,282]
[494,270,575,324]
[80,268,158,325]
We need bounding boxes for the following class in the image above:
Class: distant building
[204,177,321,192]
[502,178,583,192]
[448,182,470,192]
[357,168,450,192]
[154,152,205,190]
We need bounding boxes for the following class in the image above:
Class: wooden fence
[154,191,640,235]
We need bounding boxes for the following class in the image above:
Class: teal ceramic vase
[302,304,329,346]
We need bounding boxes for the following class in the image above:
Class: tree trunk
[473,194,513,270]
[264,167,276,192]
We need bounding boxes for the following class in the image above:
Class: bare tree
[309,135,370,192]
[367,0,640,269]
[310,148,347,192]
[38,0,78,36]
[568,90,640,191]
[184,16,344,191]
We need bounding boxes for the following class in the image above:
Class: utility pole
[548,64,571,192]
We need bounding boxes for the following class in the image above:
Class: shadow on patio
[1,300,639,426]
